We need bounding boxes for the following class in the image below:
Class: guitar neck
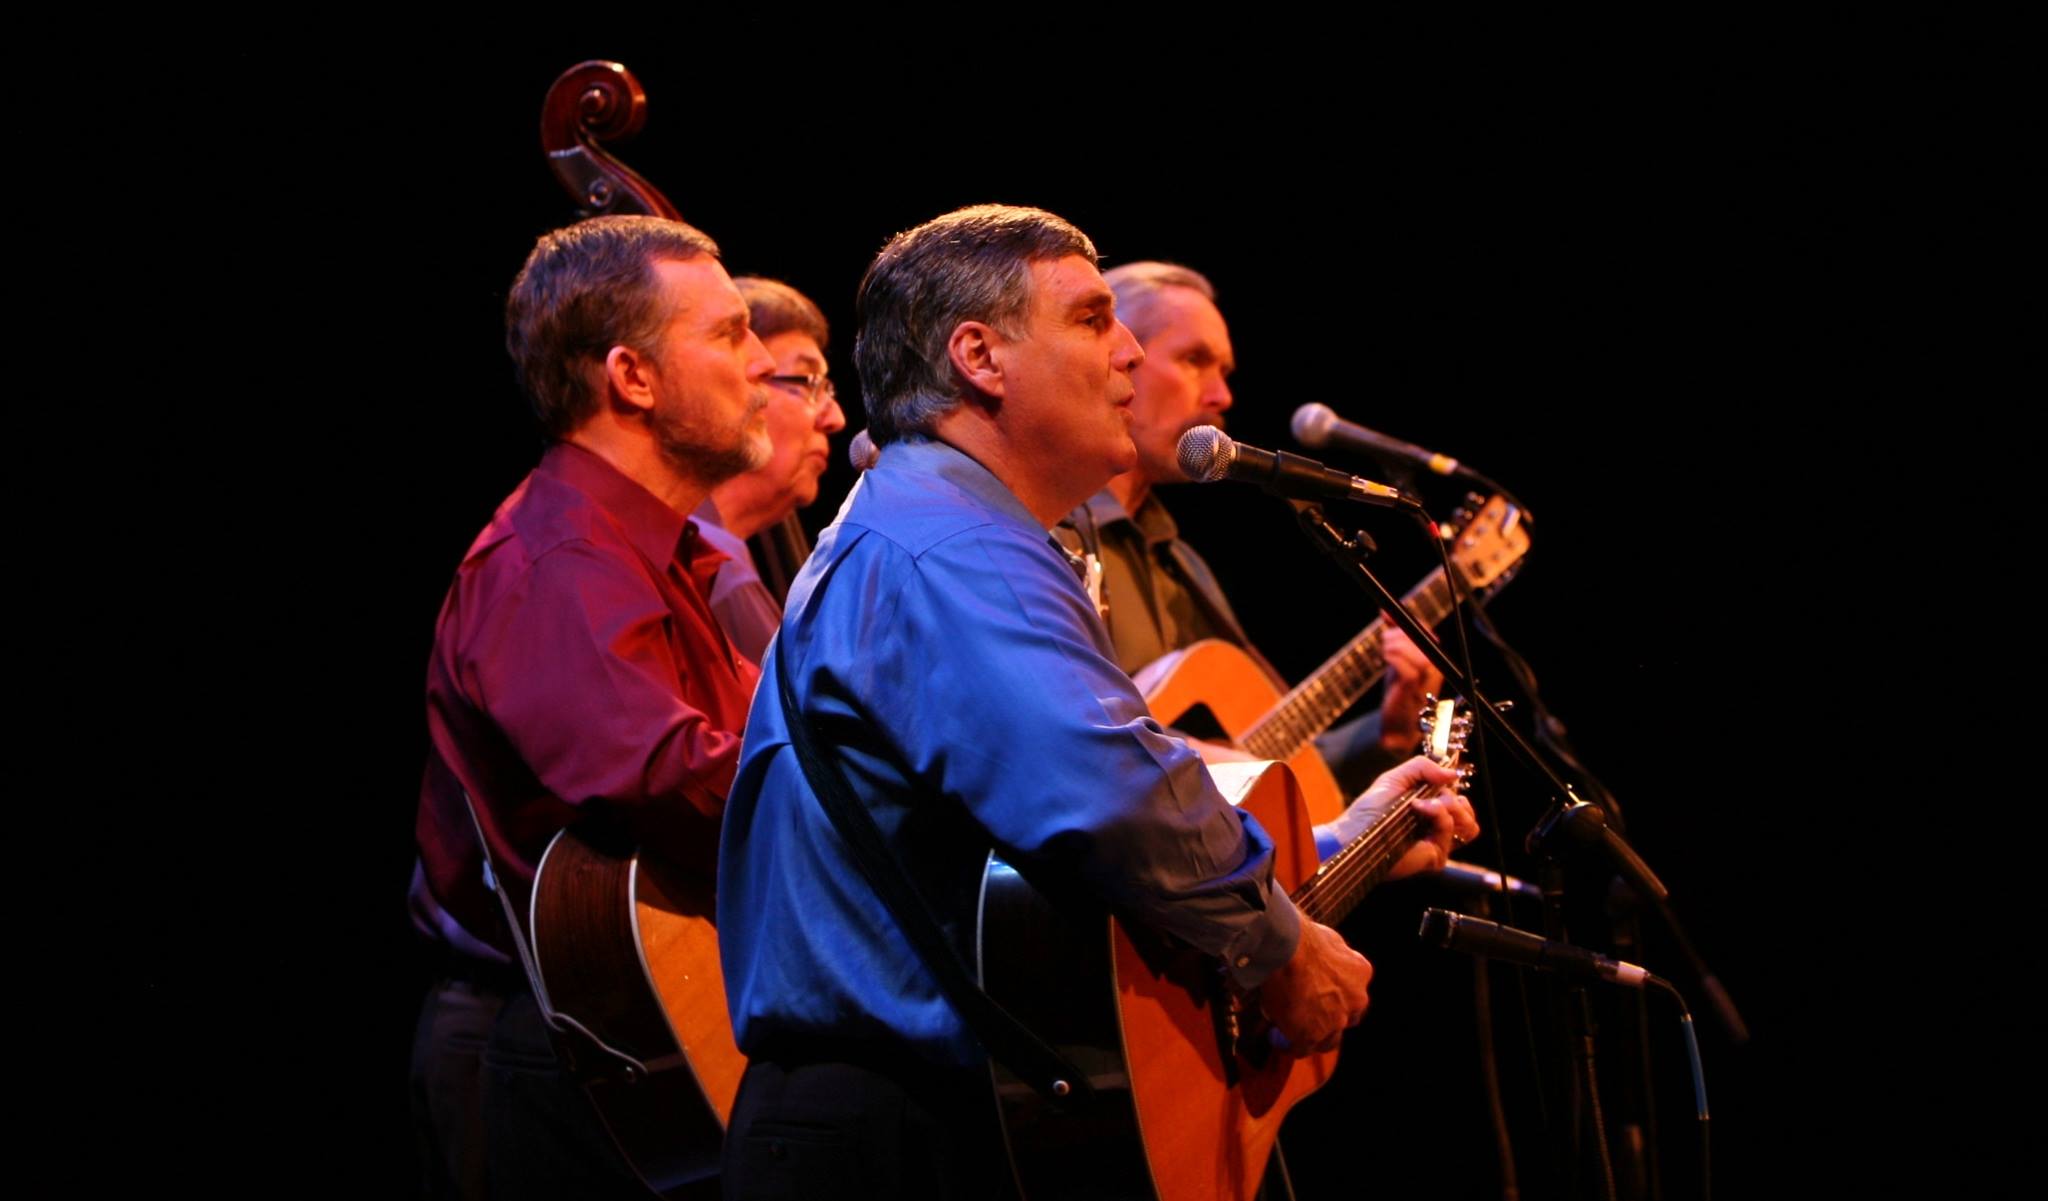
[1291,793,1425,927]
[1239,569,1461,762]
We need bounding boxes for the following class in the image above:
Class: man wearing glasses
[698,276,849,661]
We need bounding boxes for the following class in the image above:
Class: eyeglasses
[768,373,837,407]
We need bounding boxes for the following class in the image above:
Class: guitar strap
[457,789,554,1013]
[458,791,646,1081]
[772,637,1094,1112]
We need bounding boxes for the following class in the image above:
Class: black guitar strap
[772,637,1093,1111]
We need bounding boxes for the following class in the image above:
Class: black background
[128,17,2005,1196]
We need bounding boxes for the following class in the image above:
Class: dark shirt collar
[1081,487,1180,548]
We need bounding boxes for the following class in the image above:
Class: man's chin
[1108,436,1140,477]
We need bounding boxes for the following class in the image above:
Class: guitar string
[1292,791,1428,925]
[1245,568,1457,759]
[1299,811,1419,924]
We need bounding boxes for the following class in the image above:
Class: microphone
[847,428,879,472]
[1292,403,1477,482]
[1176,426,1421,510]
[1437,860,1541,901]
[1418,908,1651,988]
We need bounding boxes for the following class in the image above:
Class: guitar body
[980,762,1327,1201]
[1135,643,1349,826]
[530,827,746,1195]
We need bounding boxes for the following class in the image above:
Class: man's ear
[946,320,1006,402]
[602,344,659,415]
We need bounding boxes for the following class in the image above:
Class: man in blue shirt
[717,205,1474,1198]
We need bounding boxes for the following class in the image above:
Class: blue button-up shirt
[718,438,1301,1068]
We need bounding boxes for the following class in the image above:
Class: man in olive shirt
[1060,260,1442,797]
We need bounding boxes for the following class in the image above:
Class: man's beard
[652,387,772,487]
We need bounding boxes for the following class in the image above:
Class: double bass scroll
[538,60,813,603]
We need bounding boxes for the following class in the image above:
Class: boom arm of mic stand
[1288,501,1669,905]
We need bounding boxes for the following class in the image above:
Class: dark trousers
[722,1048,1014,1201]
[479,989,691,1200]
[410,972,508,1201]
[413,964,717,1200]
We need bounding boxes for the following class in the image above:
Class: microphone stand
[1286,500,1744,1026]
[1287,501,1660,893]
[1287,499,1722,1199]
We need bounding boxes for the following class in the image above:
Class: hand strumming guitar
[1375,627,1446,756]
[1258,918,1374,1055]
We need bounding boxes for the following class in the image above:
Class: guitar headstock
[1418,696,1476,791]
[1444,494,1531,598]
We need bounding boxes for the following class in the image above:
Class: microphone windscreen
[1176,425,1234,482]
[1291,403,1337,447]
[848,428,879,472]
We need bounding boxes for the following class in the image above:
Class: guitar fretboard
[1292,793,1425,927]
[1238,570,1461,762]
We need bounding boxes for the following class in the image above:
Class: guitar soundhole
[1168,702,1228,744]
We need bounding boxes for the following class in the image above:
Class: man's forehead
[1030,255,1114,311]
[1151,284,1228,332]
[654,256,746,323]
[764,330,826,369]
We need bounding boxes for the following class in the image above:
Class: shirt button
[1235,956,1251,968]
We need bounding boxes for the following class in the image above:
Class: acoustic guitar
[1138,494,1525,824]
[980,702,1472,1200]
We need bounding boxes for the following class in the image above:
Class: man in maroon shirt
[409,215,774,1201]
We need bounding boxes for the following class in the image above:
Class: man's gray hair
[854,204,1097,445]
[1101,261,1217,346]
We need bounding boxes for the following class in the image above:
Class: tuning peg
[1493,700,1514,714]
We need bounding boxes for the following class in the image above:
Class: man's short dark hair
[853,205,1097,445]
[505,215,721,439]
[735,276,829,350]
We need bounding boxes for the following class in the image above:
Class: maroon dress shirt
[415,442,759,952]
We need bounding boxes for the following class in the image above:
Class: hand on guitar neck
[1261,756,1472,1055]
[1321,755,1475,875]
[1376,627,1446,756]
